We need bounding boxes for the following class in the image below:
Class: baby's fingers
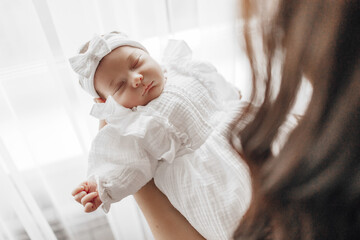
[81,192,98,206]
[84,202,96,213]
[73,191,87,203]
[71,185,85,196]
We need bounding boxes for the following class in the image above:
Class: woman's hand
[71,181,102,213]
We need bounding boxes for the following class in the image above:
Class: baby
[70,31,251,240]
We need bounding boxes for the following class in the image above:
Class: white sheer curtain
[0,0,251,239]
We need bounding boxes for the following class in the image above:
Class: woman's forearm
[134,180,205,240]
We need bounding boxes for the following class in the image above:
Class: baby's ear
[94,98,105,103]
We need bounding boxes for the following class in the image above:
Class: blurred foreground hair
[234,0,359,239]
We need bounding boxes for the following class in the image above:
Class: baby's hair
[78,31,122,54]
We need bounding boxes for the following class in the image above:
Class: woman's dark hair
[233,0,359,239]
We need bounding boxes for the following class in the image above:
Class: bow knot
[69,35,111,79]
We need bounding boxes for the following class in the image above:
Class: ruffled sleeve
[87,97,183,213]
[162,39,241,103]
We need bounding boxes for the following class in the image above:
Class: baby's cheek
[117,93,142,109]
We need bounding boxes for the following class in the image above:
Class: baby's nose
[132,73,143,88]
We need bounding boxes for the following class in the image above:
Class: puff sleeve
[162,39,241,103]
[87,97,183,212]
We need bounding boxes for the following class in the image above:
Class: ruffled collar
[90,67,169,121]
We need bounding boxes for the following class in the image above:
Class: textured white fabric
[87,40,251,240]
[69,32,148,98]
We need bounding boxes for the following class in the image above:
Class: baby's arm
[74,97,178,213]
[71,98,104,213]
[71,181,102,213]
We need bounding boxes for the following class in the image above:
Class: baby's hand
[94,98,107,130]
[71,181,102,213]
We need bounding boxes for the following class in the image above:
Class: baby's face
[94,46,165,108]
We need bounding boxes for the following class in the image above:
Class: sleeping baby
[70,31,251,240]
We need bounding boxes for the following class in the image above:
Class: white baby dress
[87,40,252,240]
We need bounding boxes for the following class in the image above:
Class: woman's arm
[134,180,205,240]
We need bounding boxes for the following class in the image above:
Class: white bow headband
[69,32,148,98]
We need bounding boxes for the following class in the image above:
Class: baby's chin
[146,88,162,105]
[141,82,163,105]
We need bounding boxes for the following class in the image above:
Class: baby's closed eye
[132,54,142,69]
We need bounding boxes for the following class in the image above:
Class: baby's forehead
[101,46,144,64]
[95,46,143,83]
